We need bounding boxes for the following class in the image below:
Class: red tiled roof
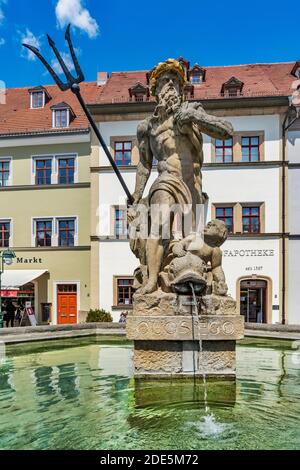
[0,81,102,137]
[94,62,296,104]
[0,62,297,137]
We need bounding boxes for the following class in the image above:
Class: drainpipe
[281,103,300,324]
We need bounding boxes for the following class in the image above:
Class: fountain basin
[1,336,300,450]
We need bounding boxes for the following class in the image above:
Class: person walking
[5,300,16,328]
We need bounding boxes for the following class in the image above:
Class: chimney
[97,72,108,86]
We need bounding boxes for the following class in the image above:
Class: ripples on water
[0,336,299,450]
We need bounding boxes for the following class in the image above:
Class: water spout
[189,282,209,414]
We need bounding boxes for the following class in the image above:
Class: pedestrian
[5,300,16,328]
[119,312,127,324]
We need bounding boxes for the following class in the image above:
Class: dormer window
[183,83,194,100]
[178,57,190,78]
[291,61,300,78]
[29,86,50,109]
[189,65,206,84]
[32,91,44,108]
[51,102,74,129]
[128,82,149,102]
[221,77,244,97]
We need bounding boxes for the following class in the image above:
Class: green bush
[86,309,113,323]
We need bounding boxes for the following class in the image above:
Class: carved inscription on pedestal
[126,315,244,341]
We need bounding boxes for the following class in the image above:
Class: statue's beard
[154,87,181,120]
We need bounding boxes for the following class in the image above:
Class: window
[31,91,44,109]
[115,142,132,166]
[215,138,233,163]
[36,220,52,247]
[117,278,134,306]
[58,219,75,247]
[35,159,52,185]
[242,207,260,233]
[58,157,75,184]
[0,221,10,247]
[115,209,128,238]
[191,73,202,84]
[0,160,10,186]
[242,136,260,162]
[215,207,234,233]
[54,109,68,128]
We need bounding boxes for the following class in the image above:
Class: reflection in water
[0,337,299,450]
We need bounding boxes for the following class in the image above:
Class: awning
[1,270,48,289]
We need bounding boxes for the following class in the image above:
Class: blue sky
[0,0,299,88]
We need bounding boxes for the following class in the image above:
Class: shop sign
[16,257,43,264]
[223,249,275,257]
[0,290,19,297]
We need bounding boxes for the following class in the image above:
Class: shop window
[242,206,260,233]
[35,159,52,185]
[241,136,260,162]
[58,157,75,184]
[36,220,52,247]
[215,138,233,163]
[58,219,75,247]
[117,278,134,306]
[0,221,10,247]
[115,209,128,238]
[0,160,10,187]
[114,142,132,166]
[215,207,234,233]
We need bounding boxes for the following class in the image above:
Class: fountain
[126,59,244,378]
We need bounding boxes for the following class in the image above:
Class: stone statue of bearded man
[129,59,233,295]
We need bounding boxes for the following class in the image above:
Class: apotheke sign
[223,249,275,257]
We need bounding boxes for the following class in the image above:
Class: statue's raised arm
[175,101,234,140]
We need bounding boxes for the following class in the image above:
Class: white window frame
[54,153,78,184]
[30,91,45,109]
[0,218,13,247]
[54,216,78,247]
[31,155,54,185]
[32,216,78,247]
[0,157,12,187]
[31,154,78,185]
[32,217,54,248]
[52,108,70,129]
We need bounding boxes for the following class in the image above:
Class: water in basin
[0,336,299,450]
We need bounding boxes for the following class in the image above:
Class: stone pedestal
[126,292,244,378]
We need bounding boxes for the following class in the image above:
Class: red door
[57,284,77,324]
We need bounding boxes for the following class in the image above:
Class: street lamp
[0,249,16,328]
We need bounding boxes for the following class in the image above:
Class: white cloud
[55,0,99,38]
[0,37,5,46]
[0,0,7,25]
[50,49,81,75]
[20,29,41,61]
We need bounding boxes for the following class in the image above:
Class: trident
[23,24,134,205]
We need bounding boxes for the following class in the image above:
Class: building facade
[1,60,300,325]
[0,83,100,324]
[88,60,300,324]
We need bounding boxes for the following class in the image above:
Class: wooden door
[57,284,77,324]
